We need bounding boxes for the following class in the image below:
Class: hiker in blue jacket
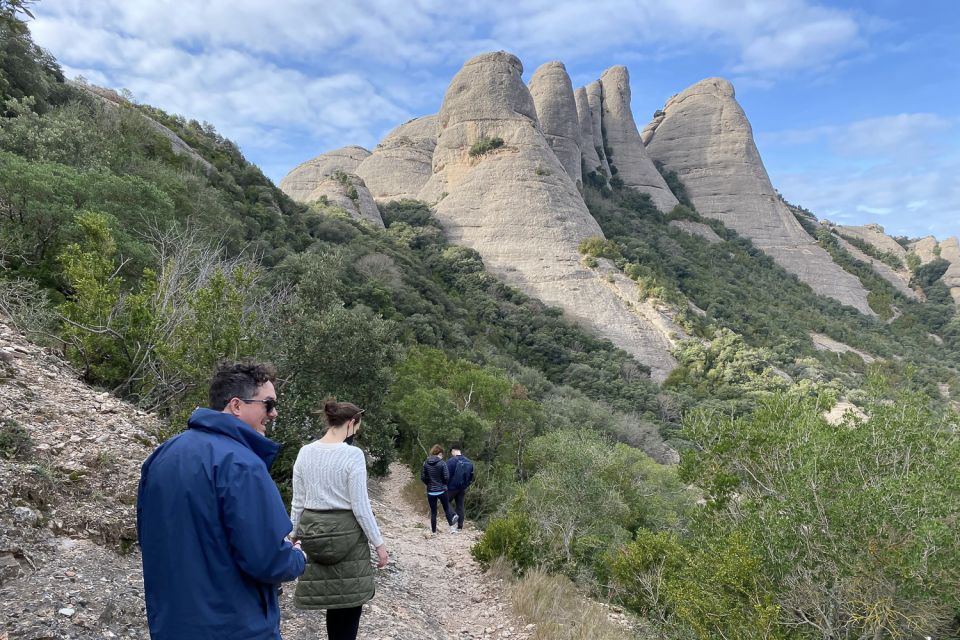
[421,444,458,534]
[446,446,474,533]
[137,360,306,640]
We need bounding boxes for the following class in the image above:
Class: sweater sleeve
[347,449,384,548]
[289,449,305,537]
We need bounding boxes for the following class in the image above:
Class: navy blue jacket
[447,454,475,493]
[137,408,305,640]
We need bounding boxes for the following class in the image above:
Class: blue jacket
[446,454,475,493]
[137,408,305,640]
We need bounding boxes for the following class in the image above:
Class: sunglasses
[241,398,278,413]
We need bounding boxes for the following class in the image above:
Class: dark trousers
[448,489,466,529]
[427,492,454,532]
[326,605,363,640]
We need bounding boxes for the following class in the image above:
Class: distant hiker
[421,444,459,534]
[137,360,305,640]
[290,400,389,640]
[446,446,475,533]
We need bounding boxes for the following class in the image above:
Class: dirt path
[281,462,532,640]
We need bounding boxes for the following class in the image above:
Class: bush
[0,418,33,460]
[469,136,504,157]
[577,236,621,260]
[472,511,536,573]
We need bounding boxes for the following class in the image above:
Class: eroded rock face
[939,237,960,305]
[279,145,371,202]
[585,81,612,178]
[911,236,939,265]
[417,51,681,381]
[598,66,678,212]
[355,116,438,203]
[575,87,604,177]
[834,224,907,259]
[644,78,873,315]
[306,174,384,228]
[528,62,582,189]
[830,231,919,300]
[280,145,382,227]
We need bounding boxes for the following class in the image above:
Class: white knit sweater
[289,441,384,548]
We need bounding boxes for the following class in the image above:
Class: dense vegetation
[2,7,958,637]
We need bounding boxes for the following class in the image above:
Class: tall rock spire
[528,61,582,189]
[416,51,683,381]
[644,77,873,314]
[575,87,604,178]
[585,81,612,178]
[598,66,678,212]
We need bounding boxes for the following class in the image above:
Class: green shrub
[472,511,536,573]
[0,418,33,460]
[468,136,504,157]
[611,529,783,639]
[577,235,621,260]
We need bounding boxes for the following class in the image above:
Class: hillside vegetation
[2,6,958,638]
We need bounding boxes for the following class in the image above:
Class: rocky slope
[0,320,639,639]
[416,51,682,382]
[643,78,873,315]
[280,145,384,227]
[821,223,920,301]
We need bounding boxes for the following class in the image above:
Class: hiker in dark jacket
[446,446,475,533]
[137,360,305,640]
[420,444,458,534]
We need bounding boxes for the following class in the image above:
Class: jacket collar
[187,407,281,468]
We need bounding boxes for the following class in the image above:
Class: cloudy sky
[27,0,960,239]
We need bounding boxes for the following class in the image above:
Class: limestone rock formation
[939,237,960,305]
[417,51,681,381]
[834,223,907,259]
[585,81,612,177]
[829,232,919,300]
[644,78,873,315]
[279,145,371,202]
[305,173,384,228]
[911,236,939,265]
[528,62,582,189]
[598,66,678,212]
[279,145,383,227]
[355,115,438,203]
[575,87,604,177]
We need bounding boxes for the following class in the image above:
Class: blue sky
[27,0,959,240]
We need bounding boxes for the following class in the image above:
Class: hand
[292,539,306,559]
[375,544,389,568]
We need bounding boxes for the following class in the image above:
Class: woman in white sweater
[290,400,389,640]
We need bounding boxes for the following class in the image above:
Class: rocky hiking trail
[1,319,634,639]
[282,463,532,640]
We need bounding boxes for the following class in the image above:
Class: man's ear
[225,397,241,415]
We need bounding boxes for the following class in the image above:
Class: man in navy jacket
[446,446,474,533]
[137,361,305,640]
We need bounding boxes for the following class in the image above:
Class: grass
[511,568,639,640]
